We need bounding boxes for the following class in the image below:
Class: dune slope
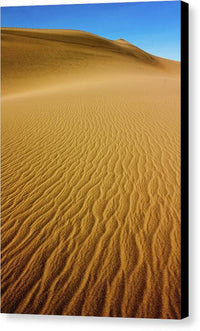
[1,28,180,318]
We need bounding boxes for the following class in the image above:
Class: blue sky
[1,1,181,61]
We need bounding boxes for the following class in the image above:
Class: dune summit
[1,28,180,318]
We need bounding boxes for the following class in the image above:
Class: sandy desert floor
[1,28,181,318]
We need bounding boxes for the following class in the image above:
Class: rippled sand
[1,28,180,318]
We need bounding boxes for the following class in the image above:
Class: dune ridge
[1,28,181,318]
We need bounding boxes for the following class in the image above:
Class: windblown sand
[1,28,181,318]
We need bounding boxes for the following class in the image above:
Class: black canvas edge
[181,0,189,319]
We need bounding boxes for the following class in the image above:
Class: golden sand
[1,28,180,318]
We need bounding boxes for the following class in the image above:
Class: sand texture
[1,28,181,318]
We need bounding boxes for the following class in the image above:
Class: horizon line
[0,26,181,62]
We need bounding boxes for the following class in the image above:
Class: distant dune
[1,28,181,318]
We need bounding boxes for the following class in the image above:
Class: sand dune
[1,28,180,318]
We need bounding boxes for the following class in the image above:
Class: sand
[1,28,181,318]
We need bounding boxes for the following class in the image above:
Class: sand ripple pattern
[1,29,181,318]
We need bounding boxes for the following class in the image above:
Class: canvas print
[1,1,188,319]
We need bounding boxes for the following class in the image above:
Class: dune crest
[1,28,179,97]
[1,28,181,318]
